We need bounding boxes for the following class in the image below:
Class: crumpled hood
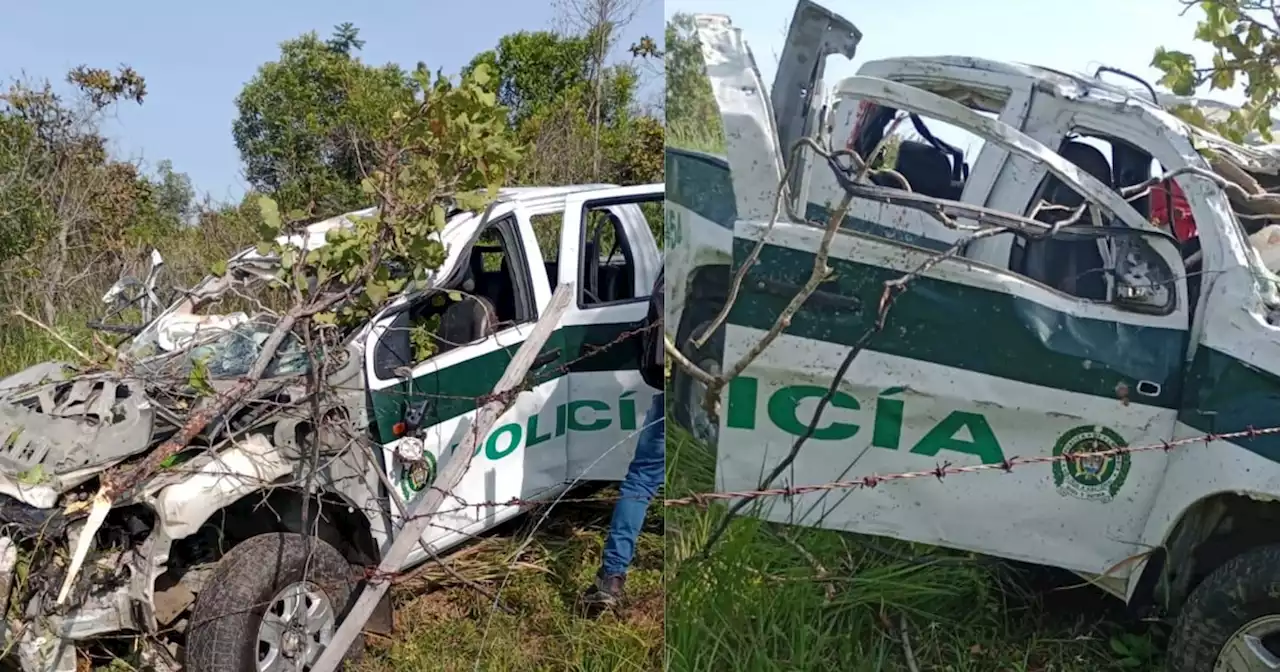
[0,366,155,508]
[135,205,491,357]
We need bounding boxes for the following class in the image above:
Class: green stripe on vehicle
[1180,346,1280,462]
[368,322,639,443]
[723,238,1187,409]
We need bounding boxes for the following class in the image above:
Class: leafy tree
[1153,0,1280,141]
[232,24,416,220]
[0,66,204,321]
[664,13,721,150]
[466,31,594,125]
[252,61,523,326]
[464,29,658,188]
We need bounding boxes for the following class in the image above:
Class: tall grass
[662,422,1163,671]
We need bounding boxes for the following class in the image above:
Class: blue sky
[664,0,1219,96]
[1,0,663,204]
[664,0,1234,155]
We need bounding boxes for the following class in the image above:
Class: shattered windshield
[185,319,311,379]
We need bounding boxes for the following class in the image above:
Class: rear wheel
[1168,543,1280,671]
[671,317,723,447]
[185,532,364,672]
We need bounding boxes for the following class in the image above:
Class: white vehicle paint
[665,2,1280,669]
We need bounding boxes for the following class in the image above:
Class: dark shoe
[581,572,626,610]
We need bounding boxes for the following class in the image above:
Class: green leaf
[187,354,214,397]
[257,195,282,235]
[313,312,337,325]
[469,62,492,87]
[210,259,228,276]
[447,290,462,301]
[17,465,43,486]
[365,280,389,306]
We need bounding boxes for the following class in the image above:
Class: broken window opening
[371,216,535,379]
[578,197,660,306]
[850,102,982,201]
[1007,131,1179,312]
[529,212,562,289]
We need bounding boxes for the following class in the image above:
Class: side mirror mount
[1110,231,1179,314]
[403,395,434,434]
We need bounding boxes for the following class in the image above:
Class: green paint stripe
[561,321,645,374]
[666,148,736,228]
[1180,346,1280,462]
[725,238,1187,409]
[368,322,639,443]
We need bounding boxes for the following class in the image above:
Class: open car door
[557,184,664,482]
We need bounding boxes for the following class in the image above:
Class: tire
[1168,543,1280,671]
[185,532,365,672]
[671,316,724,447]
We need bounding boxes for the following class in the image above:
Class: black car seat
[496,255,517,322]
[436,294,497,353]
[434,248,499,352]
[890,140,963,200]
[469,247,506,312]
[1019,141,1112,301]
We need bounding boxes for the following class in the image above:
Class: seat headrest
[894,140,954,198]
[1059,141,1112,187]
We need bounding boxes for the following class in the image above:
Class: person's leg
[584,392,664,605]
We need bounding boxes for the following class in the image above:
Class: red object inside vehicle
[1151,179,1197,242]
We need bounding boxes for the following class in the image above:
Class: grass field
[353,494,664,672]
[662,423,1165,672]
[661,124,1166,671]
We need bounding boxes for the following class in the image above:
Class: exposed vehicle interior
[579,206,638,305]
[849,103,1180,309]
[850,104,971,201]
[371,218,532,380]
[1010,139,1115,302]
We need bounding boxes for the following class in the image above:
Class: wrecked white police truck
[666,2,1280,670]
[0,182,662,672]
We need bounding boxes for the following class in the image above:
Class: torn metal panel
[693,14,786,224]
[0,375,155,505]
[152,434,294,540]
[772,0,860,203]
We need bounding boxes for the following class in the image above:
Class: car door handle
[533,348,561,369]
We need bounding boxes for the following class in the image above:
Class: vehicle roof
[860,55,1157,106]
[240,183,623,259]
[855,55,1280,172]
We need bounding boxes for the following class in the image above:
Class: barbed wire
[369,423,1280,524]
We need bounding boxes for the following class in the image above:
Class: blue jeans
[601,392,664,577]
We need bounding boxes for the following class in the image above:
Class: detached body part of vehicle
[0,182,662,672]
[666,2,1280,670]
